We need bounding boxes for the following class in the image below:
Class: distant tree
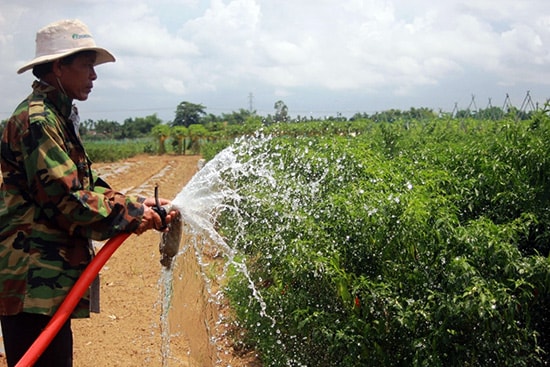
[120,114,163,139]
[171,125,189,155]
[79,118,95,136]
[370,109,402,123]
[188,124,209,154]
[151,124,171,154]
[454,109,471,119]
[350,112,370,121]
[405,107,436,120]
[94,119,121,138]
[202,113,220,125]
[274,100,289,122]
[506,106,533,121]
[476,106,505,120]
[173,101,206,127]
[221,108,256,125]
[325,112,348,122]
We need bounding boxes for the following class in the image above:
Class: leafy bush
[216,115,550,366]
[201,140,232,161]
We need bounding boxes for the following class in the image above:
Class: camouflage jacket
[0,81,145,318]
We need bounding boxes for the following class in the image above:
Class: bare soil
[0,154,260,366]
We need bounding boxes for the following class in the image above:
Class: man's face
[56,52,97,101]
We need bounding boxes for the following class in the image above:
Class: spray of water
[174,136,277,309]
[158,131,339,365]
[158,135,283,365]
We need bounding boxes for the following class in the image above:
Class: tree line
[1,99,543,141]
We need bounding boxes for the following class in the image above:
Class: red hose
[15,232,131,367]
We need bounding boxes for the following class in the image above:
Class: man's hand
[134,197,179,235]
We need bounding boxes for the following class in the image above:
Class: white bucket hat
[17,19,115,74]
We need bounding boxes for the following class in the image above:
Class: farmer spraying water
[0,19,179,367]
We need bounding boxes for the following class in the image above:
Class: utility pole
[248,92,254,113]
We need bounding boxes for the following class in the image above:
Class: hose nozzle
[153,184,168,231]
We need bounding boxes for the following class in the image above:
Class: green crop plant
[216,114,550,366]
[84,138,152,162]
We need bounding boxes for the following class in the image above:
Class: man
[0,19,177,366]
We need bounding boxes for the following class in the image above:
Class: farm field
[204,117,550,366]
[1,113,550,366]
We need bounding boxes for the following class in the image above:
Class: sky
[0,0,549,123]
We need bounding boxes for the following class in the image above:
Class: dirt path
[0,154,259,366]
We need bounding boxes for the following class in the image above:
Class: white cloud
[0,0,549,121]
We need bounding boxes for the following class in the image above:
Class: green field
[207,115,550,366]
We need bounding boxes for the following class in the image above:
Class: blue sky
[0,0,548,122]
